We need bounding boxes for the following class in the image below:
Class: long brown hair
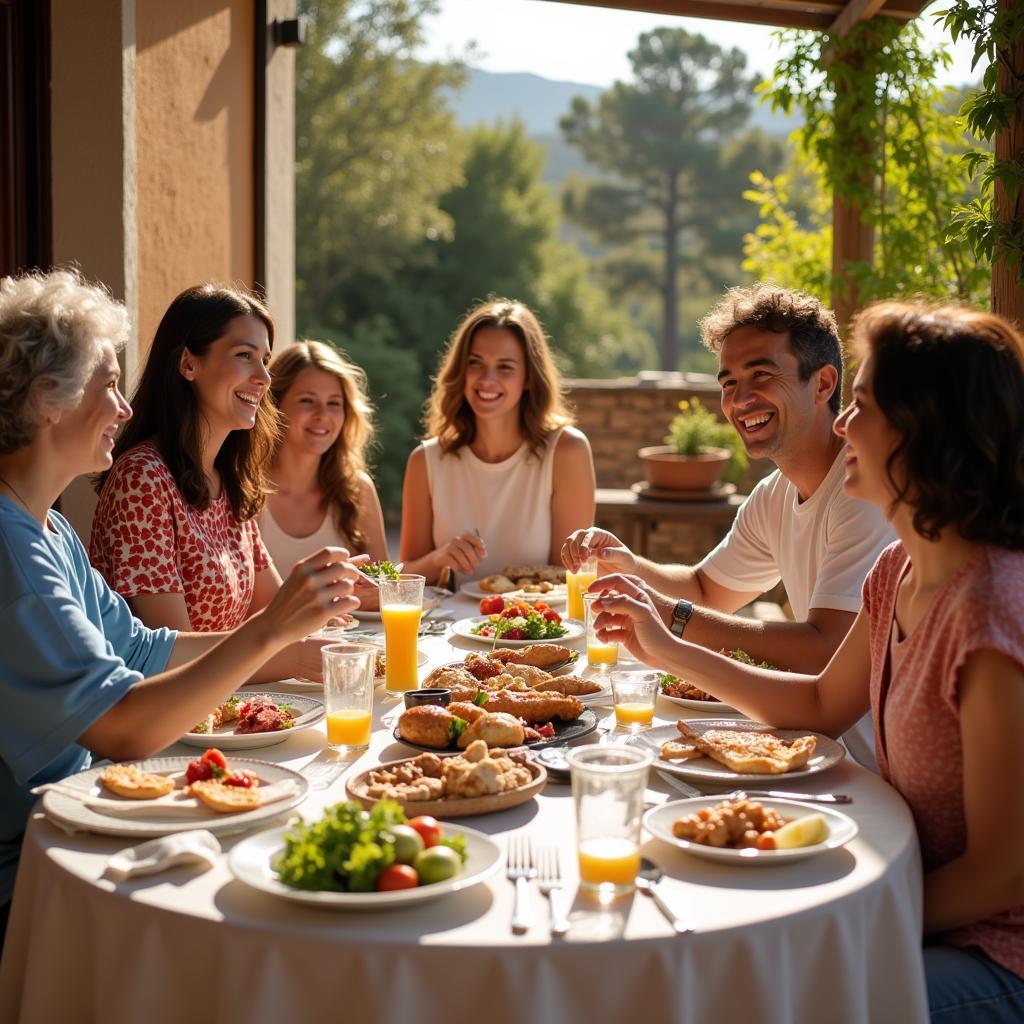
[426,298,573,455]
[852,301,1024,549]
[269,341,375,549]
[101,283,278,521]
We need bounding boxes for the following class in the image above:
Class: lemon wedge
[772,813,829,850]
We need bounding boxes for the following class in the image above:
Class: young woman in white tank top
[261,341,389,606]
[400,299,596,585]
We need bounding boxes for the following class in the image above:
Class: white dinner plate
[634,719,846,785]
[41,757,309,838]
[179,692,325,749]
[644,796,858,865]
[459,581,568,606]
[449,615,584,647]
[352,588,447,621]
[228,821,503,908]
[658,692,743,716]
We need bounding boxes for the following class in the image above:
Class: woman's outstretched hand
[589,574,676,666]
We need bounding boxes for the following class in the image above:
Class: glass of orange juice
[610,670,660,733]
[566,555,598,621]
[584,592,618,671]
[321,642,377,755]
[567,744,653,901]
[378,574,425,696]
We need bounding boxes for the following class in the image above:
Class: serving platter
[449,615,584,647]
[644,796,858,865]
[179,692,325,749]
[345,755,547,818]
[393,708,599,754]
[41,757,309,838]
[228,821,503,908]
[634,719,846,785]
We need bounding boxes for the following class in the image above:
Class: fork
[656,770,852,804]
[506,834,536,934]
[536,845,570,936]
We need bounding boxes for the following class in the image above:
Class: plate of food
[643,795,858,865]
[228,800,503,907]
[394,699,598,753]
[450,613,583,647]
[636,719,845,785]
[460,563,567,601]
[40,751,309,838]
[180,692,324,749]
[346,742,547,818]
[657,673,742,715]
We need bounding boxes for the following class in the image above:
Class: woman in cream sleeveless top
[400,299,595,585]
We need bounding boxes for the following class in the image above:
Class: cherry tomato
[499,606,521,620]
[223,771,256,788]
[377,864,419,891]
[185,759,212,785]
[407,815,443,849]
[534,722,555,738]
[542,609,561,623]
[479,596,505,616]
[503,628,527,640]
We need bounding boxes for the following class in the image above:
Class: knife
[656,770,852,804]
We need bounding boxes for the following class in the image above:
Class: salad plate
[644,796,858,865]
[449,615,584,647]
[228,821,503,908]
[658,692,743,716]
[179,692,325,750]
[41,757,309,838]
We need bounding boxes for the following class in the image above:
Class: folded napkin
[106,830,221,878]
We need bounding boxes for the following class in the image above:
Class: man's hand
[588,574,676,666]
[561,528,637,576]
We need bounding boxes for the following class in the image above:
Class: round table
[0,595,928,1024]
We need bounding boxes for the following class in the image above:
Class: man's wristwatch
[669,599,694,638]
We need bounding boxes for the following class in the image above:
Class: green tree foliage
[558,28,784,371]
[746,18,989,308]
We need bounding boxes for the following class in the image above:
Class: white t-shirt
[699,444,896,770]
[259,505,348,578]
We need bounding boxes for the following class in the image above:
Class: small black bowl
[403,688,452,709]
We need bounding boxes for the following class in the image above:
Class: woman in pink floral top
[593,302,1024,1021]
[91,285,282,632]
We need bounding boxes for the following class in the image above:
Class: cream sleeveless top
[258,504,349,577]
[422,429,566,580]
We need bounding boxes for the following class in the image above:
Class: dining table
[0,590,928,1024]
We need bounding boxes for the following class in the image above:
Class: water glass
[567,744,654,900]
[584,592,618,671]
[610,669,660,732]
[378,574,425,694]
[321,642,377,755]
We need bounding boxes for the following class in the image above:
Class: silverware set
[656,770,852,805]
[506,835,569,936]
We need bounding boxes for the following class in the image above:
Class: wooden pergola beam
[830,0,888,37]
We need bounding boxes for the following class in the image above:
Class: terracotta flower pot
[637,445,730,492]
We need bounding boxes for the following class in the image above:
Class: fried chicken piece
[676,722,817,775]
[398,705,454,749]
[478,689,584,723]
[422,665,477,690]
[491,644,573,669]
[499,663,556,688]
[449,701,486,724]
[411,752,444,777]
[457,712,525,749]
[464,653,504,681]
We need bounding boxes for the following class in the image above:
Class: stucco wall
[135,0,255,350]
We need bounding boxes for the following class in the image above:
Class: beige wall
[134,0,255,350]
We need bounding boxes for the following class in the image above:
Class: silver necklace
[0,473,33,515]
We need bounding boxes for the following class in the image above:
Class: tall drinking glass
[584,592,618,671]
[566,555,598,621]
[568,744,654,900]
[378,574,425,694]
[322,642,377,755]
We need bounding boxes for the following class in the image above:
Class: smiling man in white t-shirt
[563,284,895,768]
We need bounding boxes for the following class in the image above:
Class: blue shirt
[0,497,175,901]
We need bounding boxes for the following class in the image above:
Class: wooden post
[992,0,1024,327]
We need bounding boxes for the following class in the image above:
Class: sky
[417,0,982,89]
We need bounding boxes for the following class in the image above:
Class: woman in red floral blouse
[91,284,283,633]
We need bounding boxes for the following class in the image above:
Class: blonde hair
[426,298,573,455]
[269,340,376,549]
[0,268,128,453]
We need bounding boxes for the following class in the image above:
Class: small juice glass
[567,744,653,901]
[321,642,377,755]
[566,555,598,621]
[584,592,618,671]
[379,574,425,695]
[610,670,660,733]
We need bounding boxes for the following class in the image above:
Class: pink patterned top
[90,442,271,632]
[863,541,1024,978]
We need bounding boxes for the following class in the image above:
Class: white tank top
[422,429,565,580]
[258,504,350,577]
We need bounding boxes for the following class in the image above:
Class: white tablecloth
[0,595,928,1024]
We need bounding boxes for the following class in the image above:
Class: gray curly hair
[0,269,129,453]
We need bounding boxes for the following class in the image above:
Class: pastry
[100,764,176,800]
[188,779,263,813]
[676,722,816,775]
[491,644,573,669]
[660,740,701,761]
[456,711,525,749]
[476,689,584,723]
[479,574,516,594]
[397,705,456,749]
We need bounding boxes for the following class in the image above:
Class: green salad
[469,611,568,641]
[362,560,400,580]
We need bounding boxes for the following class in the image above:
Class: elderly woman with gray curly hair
[0,269,361,935]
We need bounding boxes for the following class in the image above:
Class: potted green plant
[638,398,747,491]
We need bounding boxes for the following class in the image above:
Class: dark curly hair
[852,301,1024,550]
[699,283,843,415]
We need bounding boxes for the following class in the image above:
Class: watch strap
[669,599,694,638]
